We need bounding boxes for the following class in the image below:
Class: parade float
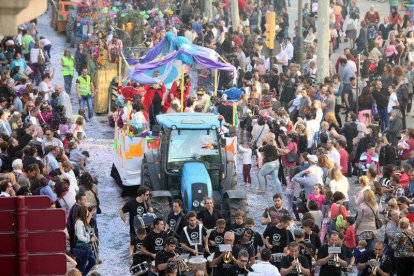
[110,31,241,195]
[110,45,248,227]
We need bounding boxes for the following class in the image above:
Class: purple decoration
[128,48,236,84]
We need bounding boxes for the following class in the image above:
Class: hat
[115,97,125,107]
[308,154,318,164]
[196,89,204,95]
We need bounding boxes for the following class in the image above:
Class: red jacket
[163,81,191,111]
[142,83,166,111]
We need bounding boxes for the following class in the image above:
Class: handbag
[38,49,45,65]
[286,152,298,163]
[251,125,265,154]
[285,143,298,163]
[367,203,383,229]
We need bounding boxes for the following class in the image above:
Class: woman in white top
[251,116,270,149]
[329,168,350,206]
[74,206,96,275]
[29,41,45,86]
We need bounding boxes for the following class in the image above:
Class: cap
[196,90,204,95]
[308,154,318,164]
[115,97,125,107]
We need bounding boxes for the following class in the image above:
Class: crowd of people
[2,0,414,275]
[0,17,102,276]
[114,0,414,276]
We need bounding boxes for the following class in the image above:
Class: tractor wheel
[110,163,121,186]
[231,164,237,190]
[183,192,189,212]
[149,196,171,221]
[66,28,71,43]
[70,33,75,48]
[108,114,115,127]
[223,196,249,224]
[141,158,153,189]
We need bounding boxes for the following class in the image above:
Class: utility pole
[297,0,304,71]
[231,0,240,32]
[257,0,262,32]
[205,0,213,20]
[316,0,330,83]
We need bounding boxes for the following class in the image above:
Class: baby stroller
[367,23,378,41]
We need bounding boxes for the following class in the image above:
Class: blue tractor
[141,113,248,222]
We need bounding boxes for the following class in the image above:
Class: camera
[88,205,96,212]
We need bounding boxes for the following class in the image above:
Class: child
[71,117,86,142]
[230,210,245,242]
[308,183,325,210]
[343,217,356,271]
[238,143,252,185]
[321,191,333,244]
[245,217,264,258]
[129,228,148,273]
[208,219,226,253]
[353,240,367,265]
[306,200,323,229]
[62,132,73,154]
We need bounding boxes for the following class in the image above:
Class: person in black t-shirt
[166,199,187,239]
[316,232,347,276]
[293,229,316,271]
[280,242,311,276]
[234,229,256,264]
[130,228,150,273]
[120,186,153,242]
[228,249,254,276]
[196,197,223,230]
[356,241,392,276]
[155,237,180,276]
[245,217,264,258]
[263,215,293,268]
[180,211,209,256]
[263,215,293,254]
[229,210,245,242]
[212,231,240,276]
[142,218,168,260]
[209,219,226,253]
[302,219,321,250]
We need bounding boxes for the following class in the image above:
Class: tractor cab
[149,113,228,212]
[111,112,247,222]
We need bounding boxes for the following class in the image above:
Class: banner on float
[112,127,150,187]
